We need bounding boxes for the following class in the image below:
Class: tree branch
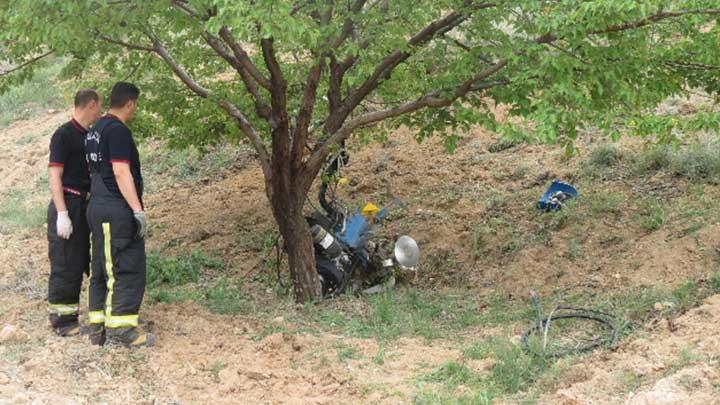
[168,1,273,119]
[536,8,720,44]
[0,49,54,77]
[149,33,210,97]
[261,37,292,169]
[219,27,272,90]
[201,30,272,120]
[293,61,325,166]
[97,33,154,51]
[307,59,508,174]
[323,3,496,136]
[146,32,271,179]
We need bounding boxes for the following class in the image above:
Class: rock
[241,369,269,381]
[0,372,10,385]
[0,324,29,343]
[271,316,284,326]
[653,301,676,311]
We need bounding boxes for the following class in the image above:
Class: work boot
[49,314,81,337]
[106,327,156,348]
[84,324,106,346]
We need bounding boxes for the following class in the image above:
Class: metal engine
[307,150,420,297]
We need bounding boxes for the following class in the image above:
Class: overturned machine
[306,150,420,297]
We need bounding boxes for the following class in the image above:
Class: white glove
[133,211,147,239]
[56,211,73,239]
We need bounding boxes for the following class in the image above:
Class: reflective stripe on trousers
[102,222,139,329]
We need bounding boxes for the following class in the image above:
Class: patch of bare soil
[0,110,65,192]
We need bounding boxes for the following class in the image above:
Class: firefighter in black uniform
[85,82,154,347]
[47,89,102,336]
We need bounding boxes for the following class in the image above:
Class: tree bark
[270,180,322,303]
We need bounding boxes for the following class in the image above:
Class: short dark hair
[109,82,140,109]
[74,89,100,108]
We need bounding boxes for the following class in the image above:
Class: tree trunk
[270,186,322,303]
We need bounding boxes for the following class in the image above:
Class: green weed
[638,200,666,232]
[139,142,239,191]
[583,144,625,178]
[204,276,248,315]
[146,250,224,288]
[671,144,720,182]
[565,238,582,261]
[0,59,67,128]
[618,369,644,393]
[0,188,46,234]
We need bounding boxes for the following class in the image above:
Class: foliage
[2,1,719,148]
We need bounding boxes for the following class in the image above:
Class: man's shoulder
[56,121,75,134]
[93,117,130,137]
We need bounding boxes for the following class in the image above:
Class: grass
[416,337,561,404]
[618,369,644,393]
[634,141,720,182]
[0,187,46,234]
[638,199,667,232]
[145,250,252,315]
[0,59,68,128]
[204,276,248,315]
[565,238,582,261]
[336,342,361,362]
[139,142,242,192]
[300,288,532,342]
[407,273,720,402]
[146,250,224,288]
[210,360,226,382]
[582,144,625,178]
[588,192,623,215]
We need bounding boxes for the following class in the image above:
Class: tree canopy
[3,1,719,152]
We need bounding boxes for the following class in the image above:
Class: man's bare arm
[112,162,143,212]
[48,166,67,212]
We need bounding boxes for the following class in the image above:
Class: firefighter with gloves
[84,82,154,347]
[47,89,102,336]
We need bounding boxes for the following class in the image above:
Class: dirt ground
[1,107,720,404]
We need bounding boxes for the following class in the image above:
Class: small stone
[653,301,676,311]
[0,325,29,343]
[0,372,10,385]
[271,316,284,325]
[242,370,268,381]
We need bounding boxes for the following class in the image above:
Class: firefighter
[85,82,154,347]
[47,89,102,336]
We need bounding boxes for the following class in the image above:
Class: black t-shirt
[85,114,143,201]
[48,119,91,193]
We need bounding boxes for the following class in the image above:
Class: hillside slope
[1,104,719,404]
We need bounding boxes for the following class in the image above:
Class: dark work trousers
[47,195,90,328]
[86,189,146,329]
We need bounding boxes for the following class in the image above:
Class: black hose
[521,304,619,358]
[318,150,349,227]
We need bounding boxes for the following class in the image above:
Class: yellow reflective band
[102,223,115,320]
[48,303,79,315]
[88,237,93,309]
[88,311,105,324]
[105,315,139,328]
